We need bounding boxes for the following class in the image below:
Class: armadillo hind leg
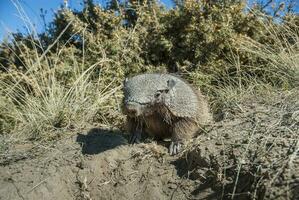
[169,141,182,155]
[169,118,198,155]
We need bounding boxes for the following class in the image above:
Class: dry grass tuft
[238,14,299,88]
[0,1,123,140]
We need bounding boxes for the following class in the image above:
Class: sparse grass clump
[0,2,124,139]
[238,14,299,88]
[0,57,122,139]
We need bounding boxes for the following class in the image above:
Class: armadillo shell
[164,75,199,119]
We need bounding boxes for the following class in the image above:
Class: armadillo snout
[124,102,141,117]
[126,107,137,116]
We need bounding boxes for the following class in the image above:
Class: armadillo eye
[154,91,161,98]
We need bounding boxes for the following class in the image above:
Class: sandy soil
[0,91,298,200]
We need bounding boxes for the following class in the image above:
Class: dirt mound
[1,91,298,200]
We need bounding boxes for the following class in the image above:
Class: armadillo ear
[167,79,176,90]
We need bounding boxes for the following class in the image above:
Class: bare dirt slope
[0,91,298,200]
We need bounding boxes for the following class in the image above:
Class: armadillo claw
[129,131,141,144]
[169,141,182,155]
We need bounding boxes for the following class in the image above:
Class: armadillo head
[122,74,176,117]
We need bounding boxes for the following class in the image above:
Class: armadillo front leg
[129,130,142,144]
[126,117,143,144]
[169,118,198,155]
